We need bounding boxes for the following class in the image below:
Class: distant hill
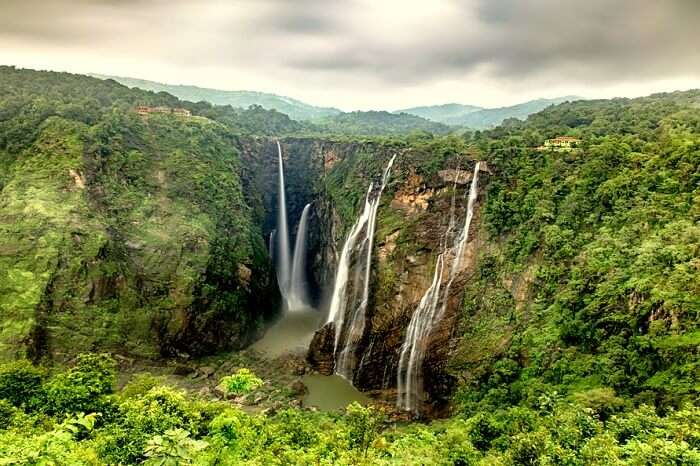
[313,110,452,136]
[399,97,581,129]
[90,74,342,121]
[395,103,483,123]
[453,96,581,129]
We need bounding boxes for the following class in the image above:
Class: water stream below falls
[252,308,368,411]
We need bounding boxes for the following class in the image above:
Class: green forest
[0,67,698,465]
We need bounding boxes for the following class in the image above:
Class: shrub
[97,386,205,464]
[143,428,208,465]
[218,368,263,396]
[0,360,46,408]
[345,402,384,456]
[572,387,626,420]
[0,399,15,429]
[42,353,116,415]
[119,373,167,399]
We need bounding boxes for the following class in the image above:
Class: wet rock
[289,379,308,396]
[113,354,134,369]
[307,322,335,375]
[174,351,191,360]
[294,364,307,376]
[198,386,213,398]
[199,366,216,378]
[438,168,471,185]
[213,384,227,399]
[262,404,281,417]
[173,363,195,376]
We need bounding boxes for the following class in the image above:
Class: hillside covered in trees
[94,74,343,122]
[0,67,698,464]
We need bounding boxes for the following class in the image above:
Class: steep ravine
[238,136,492,414]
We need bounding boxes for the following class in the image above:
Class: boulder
[307,322,336,375]
[289,379,308,396]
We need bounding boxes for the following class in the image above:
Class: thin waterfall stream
[397,162,481,413]
[288,203,312,310]
[275,141,292,304]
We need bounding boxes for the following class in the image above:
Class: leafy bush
[41,353,116,415]
[97,386,206,464]
[143,428,208,465]
[345,402,384,456]
[218,368,263,396]
[0,399,15,430]
[0,360,46,408]
[573,387,626,420]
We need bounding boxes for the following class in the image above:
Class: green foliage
[0,360,46,407]
[219,368,264,396]
[41,353,116,415]
[573,387,626,420]
[345,402,384,456]
[119,373,167,399]
[0,356,698,464]
[143,428,208,465]
[0,66,277,359]
[313,110,453,136]
[0,399,15,430]
[453,89,700,417]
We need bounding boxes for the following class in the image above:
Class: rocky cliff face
[0,116,278,361]
[1,122,489,411]
[267,138,493,414]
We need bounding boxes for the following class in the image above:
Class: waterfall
[397,162,481,413]
[268,229,276,259]
[327,154,397,381]
[275,141,292,303]
[288,203,311,310]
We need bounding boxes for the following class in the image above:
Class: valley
[0,66,698,464]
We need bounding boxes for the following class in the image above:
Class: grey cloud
[281,0,700,86]
[2,0,699,95]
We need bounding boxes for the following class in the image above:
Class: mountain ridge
[398,96,582,128]
[90,73,343,121]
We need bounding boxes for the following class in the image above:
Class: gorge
[1,67,699,464]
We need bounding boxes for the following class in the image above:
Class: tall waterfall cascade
[397,161,481,413]
[274,142,311,311]
[326,154,398,381]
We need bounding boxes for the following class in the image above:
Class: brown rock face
[306,157,488,416]
[438,168,471,185]
[307,322,336,375]
[390,169,434,214]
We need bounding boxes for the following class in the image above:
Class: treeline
[0,66,305,150]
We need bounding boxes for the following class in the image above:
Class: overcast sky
[2,0,700,111]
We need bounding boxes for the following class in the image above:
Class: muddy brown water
[252,308,369,411]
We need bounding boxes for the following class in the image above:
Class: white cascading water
[397,162,481,413]
[268,229,276,259]
[275,141,292,303]
[274,142,312,311]
[288,203,311,310]
[327,154,398,381]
